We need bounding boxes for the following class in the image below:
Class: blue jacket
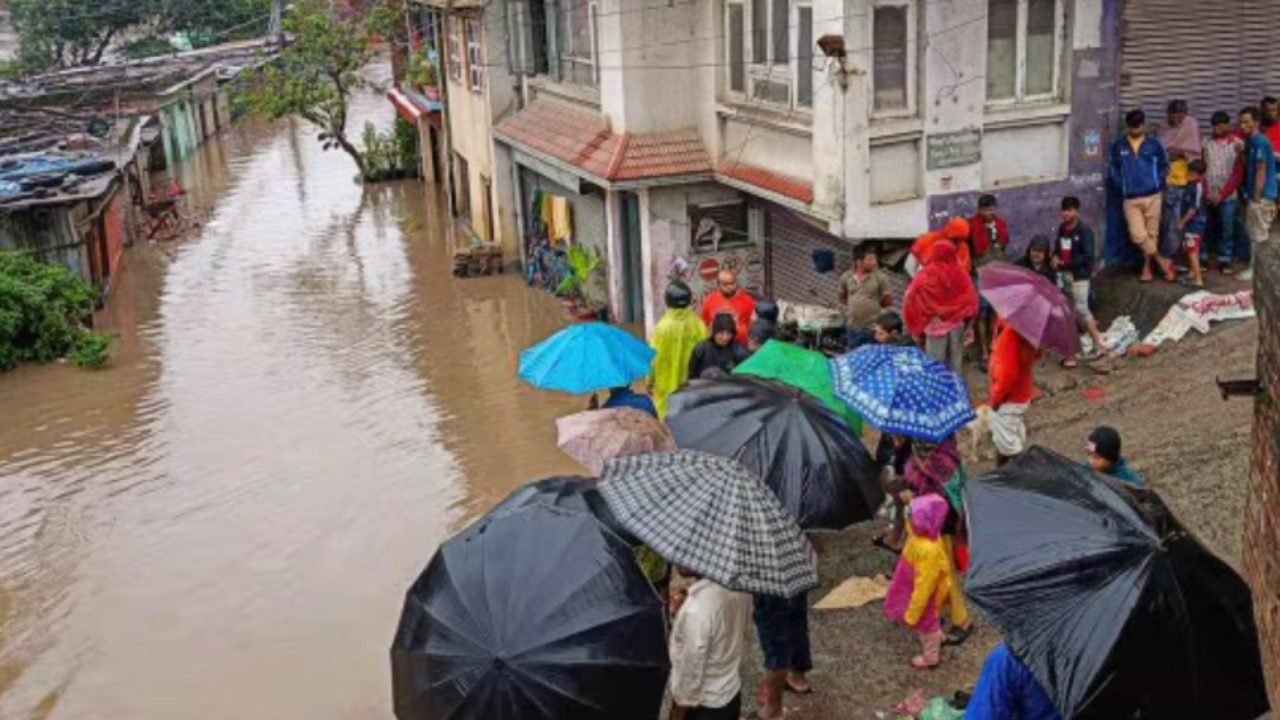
[967,643,1064,720]
[602,387,658,418]
[1109,135,1169,200]
[1105,458,1145,486]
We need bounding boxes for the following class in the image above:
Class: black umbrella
[665,376,882,530]
[964,447,1270,720]
[391,504,669,720]
[488,476,637,544]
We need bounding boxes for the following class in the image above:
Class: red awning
[387,87,423,123]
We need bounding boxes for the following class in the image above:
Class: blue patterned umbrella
[519,322,656,394]
[829,344,976,442]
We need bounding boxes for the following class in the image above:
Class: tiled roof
[716,160,815,205]
[495,100,712,183]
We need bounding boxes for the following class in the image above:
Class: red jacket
[968,214,1009,257]
[988,321,1040,408]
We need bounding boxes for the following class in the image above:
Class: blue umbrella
[519,322,656,394]
[829,344,976,442]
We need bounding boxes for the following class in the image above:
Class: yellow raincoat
[649,308,708,418]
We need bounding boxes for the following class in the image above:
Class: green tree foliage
[0,252,115,372]
[235,0,394,180]
[10,0,151,69]
[8,0,273,71]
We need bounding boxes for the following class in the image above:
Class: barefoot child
[1179,159,1209,287]
[885,494,960,669]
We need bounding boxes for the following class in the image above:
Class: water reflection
[0,92,581,720]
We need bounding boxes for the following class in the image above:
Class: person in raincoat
[902,241,980,375]
[966,643,1064,720]
[649,281,708,418]
[885,494,961,669]
[904,436,973,645]
[987,317,1042,466]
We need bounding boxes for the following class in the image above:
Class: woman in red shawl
[903,241,979,375]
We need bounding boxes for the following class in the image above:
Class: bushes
[0,252,115,372]
[359,118,420,182]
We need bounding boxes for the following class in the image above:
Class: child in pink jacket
[884,494,959,669]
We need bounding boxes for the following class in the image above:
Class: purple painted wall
[928,0,1121,260]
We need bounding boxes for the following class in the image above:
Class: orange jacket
[988,320,1040,407]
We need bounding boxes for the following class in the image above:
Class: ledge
[983,102,1072,130]
[716,102,813,138]
[526,76,601,109]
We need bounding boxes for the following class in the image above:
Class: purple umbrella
[978,262,1082,359]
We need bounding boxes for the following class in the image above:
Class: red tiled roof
[495,100,712,183]
[716,160,815,205]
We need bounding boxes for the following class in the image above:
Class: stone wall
[1246,239,1280,709]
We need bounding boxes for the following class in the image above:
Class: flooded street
[0,93,583,720]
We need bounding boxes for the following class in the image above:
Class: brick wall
[1246,240,1280,709]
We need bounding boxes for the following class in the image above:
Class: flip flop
[784,679,814,695]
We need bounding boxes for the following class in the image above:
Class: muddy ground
[737,272,1259,719]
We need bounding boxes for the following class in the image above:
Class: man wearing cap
[1085,426,1145,486]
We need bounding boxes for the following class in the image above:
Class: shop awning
[387,87,423,123]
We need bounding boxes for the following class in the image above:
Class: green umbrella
[734,340,863,434]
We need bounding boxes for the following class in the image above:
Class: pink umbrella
[978,262,1082,358]
[556,408,676,475]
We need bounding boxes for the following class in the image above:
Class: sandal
[784,679,814,695]
[1222,265,1236,276]
[943,624,974,647]
[910,655,940,670]
[1062,358,1078,369]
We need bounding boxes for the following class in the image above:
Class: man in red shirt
[1262,97,1280,160]
[700,270,756,346]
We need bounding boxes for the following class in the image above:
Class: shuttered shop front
[1121,0,1280,123]
[765,207,852,310]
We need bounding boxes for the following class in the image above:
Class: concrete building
[411,0,521,259]
[482,0,1119,331]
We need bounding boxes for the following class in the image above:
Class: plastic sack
[919,697,964,720]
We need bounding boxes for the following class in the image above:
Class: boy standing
[1178,160,1209,287]
[969,194,1008,364]
[1204,111,1245,274]
[1055,197,1108,366]
[1235,106,1280,281]
[1109,109,1177,283]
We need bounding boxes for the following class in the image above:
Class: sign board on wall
[674,245,764,307]
[926,129,983,170]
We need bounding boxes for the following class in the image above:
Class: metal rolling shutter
[765,207,852,310]
[1121,0,1279,124]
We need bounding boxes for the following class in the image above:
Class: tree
[234,0,394,180]
[10,0,154,69]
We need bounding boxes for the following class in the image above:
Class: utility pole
[269,0,284,47]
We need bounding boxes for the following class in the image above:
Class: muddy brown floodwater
[0,93,585,720]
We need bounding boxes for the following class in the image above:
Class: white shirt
[668,579,752,709]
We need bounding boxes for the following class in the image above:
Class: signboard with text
[926,129,983,170]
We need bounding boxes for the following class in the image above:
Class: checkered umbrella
[599,450,819,598]
[830,344,976,442]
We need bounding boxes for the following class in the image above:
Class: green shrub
[0,251,112,372]
[69,332,117,369]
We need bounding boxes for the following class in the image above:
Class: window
[557,0,598,86]
[466,20,484,91]
[419,9,440,59]
[723,0,814,111]
[986,0,1062,104]
[446,17,463,83]
[690,201,750,252]
[872,1,914,114]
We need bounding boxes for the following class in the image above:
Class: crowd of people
[640,260,1154,719]
[629,96,1279,720]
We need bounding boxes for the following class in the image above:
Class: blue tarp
[0,154,104,198]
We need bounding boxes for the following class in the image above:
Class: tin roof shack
[0,157,127,301]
